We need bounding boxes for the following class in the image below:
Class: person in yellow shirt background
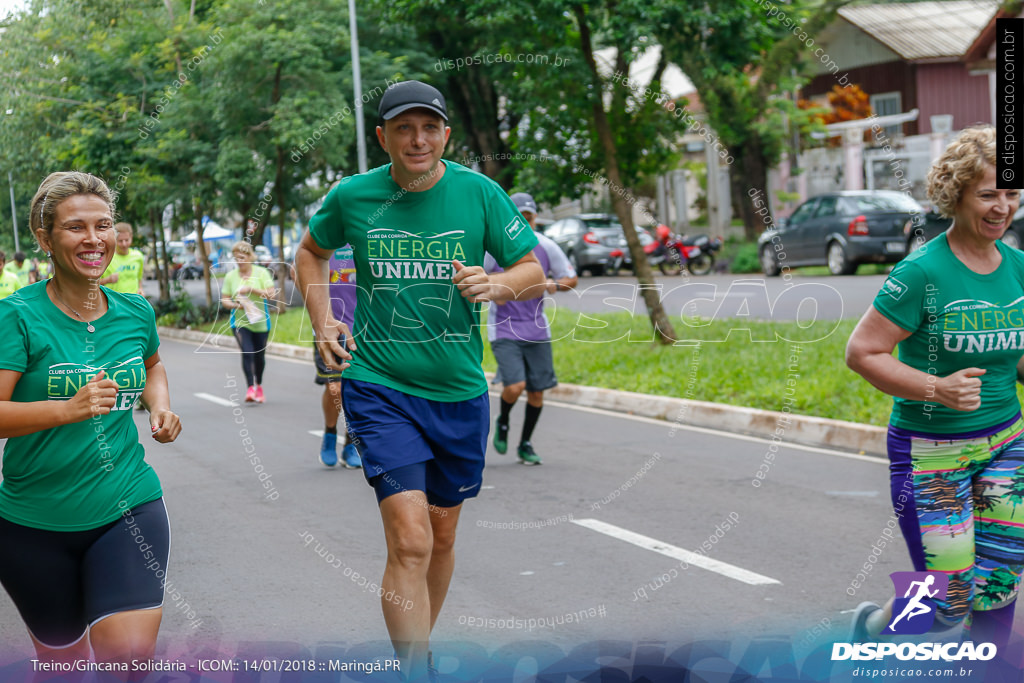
[99,222,145,295]
[0,252,22,299]
[34,257,52,280]
[3,251,35,288]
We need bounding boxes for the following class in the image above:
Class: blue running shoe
[342,441,362,469]
[320,432,338,468]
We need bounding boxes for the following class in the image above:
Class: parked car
[546,213,655,276]
[907,204,1024,253]
[758,191,926,276]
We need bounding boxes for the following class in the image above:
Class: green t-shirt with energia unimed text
[873,233,1024,433]
[0,282,162,531]
[309,161,538,402]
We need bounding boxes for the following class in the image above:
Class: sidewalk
[160,326,888,457]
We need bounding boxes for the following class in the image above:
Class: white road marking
[194,392,237,407]
[571,518,781,586]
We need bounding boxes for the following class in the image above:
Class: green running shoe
[517,441,542,465]
[493,418,509,454]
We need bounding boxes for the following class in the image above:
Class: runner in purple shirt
[315,245,362,468]
[485,192,577,465]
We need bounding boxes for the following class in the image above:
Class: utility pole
[8,172,19,252]
[349,0,367,173]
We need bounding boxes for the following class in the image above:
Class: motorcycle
[669,233,722,276]
[607,232,722,276]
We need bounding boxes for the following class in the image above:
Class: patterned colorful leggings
[888,415,1024,626]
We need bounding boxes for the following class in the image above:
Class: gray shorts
[491,338,557,392]
[313,345,342,385]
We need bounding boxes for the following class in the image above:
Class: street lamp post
[349,0,367,174]
[8,171,19,253]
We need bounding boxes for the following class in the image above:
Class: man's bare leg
[379,492,434,680]
[426,503,462,631]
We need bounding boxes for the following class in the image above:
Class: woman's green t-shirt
[873,233,1024,433]
[0,282,162,530]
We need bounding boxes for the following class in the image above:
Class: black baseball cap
[378,81,448,121]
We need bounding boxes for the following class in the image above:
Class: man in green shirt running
[296,80,543,680]
[99,223,145,295]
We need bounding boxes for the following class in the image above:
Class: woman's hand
[935,368,986,411]
[63,370,118,423]
[149,408,182,443]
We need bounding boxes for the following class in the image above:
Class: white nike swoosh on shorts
[458,483,480,492]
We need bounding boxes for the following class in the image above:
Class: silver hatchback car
[545,213,654,276]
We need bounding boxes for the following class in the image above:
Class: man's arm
[295,231,355,370]
[452,252,544,303]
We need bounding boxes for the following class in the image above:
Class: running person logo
[883,571,949,635]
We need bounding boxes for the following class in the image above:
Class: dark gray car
[546,213,654,276]
[758,191,925,276]
[907,204,1024,253]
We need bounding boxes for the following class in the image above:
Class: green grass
[195,306,315,346]
[489,313,895,426]
[191,305,1024,427]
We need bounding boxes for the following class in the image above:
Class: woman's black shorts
[0,497,170,647]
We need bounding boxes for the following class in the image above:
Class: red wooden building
[801,1,997,136]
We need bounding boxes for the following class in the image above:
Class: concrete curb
[158,326,888,457]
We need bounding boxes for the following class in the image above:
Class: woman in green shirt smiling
[847,126,1024,652]
[0,172,181,670]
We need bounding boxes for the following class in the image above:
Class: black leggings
[0,498,170,647]
[234,327,269,387]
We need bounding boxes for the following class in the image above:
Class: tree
[656,0,850,239]
[370,0,523,188]
[0,0,190,299]
[486,0,685,343]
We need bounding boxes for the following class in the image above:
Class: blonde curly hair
[926,126,997,218]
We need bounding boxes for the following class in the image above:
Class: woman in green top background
[221,240,276,403]
[0,171,181,670]
[847,126,1024,651]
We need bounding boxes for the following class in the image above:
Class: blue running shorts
[341,379,489,507]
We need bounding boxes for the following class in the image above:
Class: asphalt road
[3,336,1017,680]
[148,271,888,322]
[550,272,886,321]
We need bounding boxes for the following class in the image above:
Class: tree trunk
[572,3,676,344]
[446,69,513,187]
[273,144,288,307]
[194,199,213,308]
[249,62,284,253]
[150,206,169,301]
[732,140,769,241]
